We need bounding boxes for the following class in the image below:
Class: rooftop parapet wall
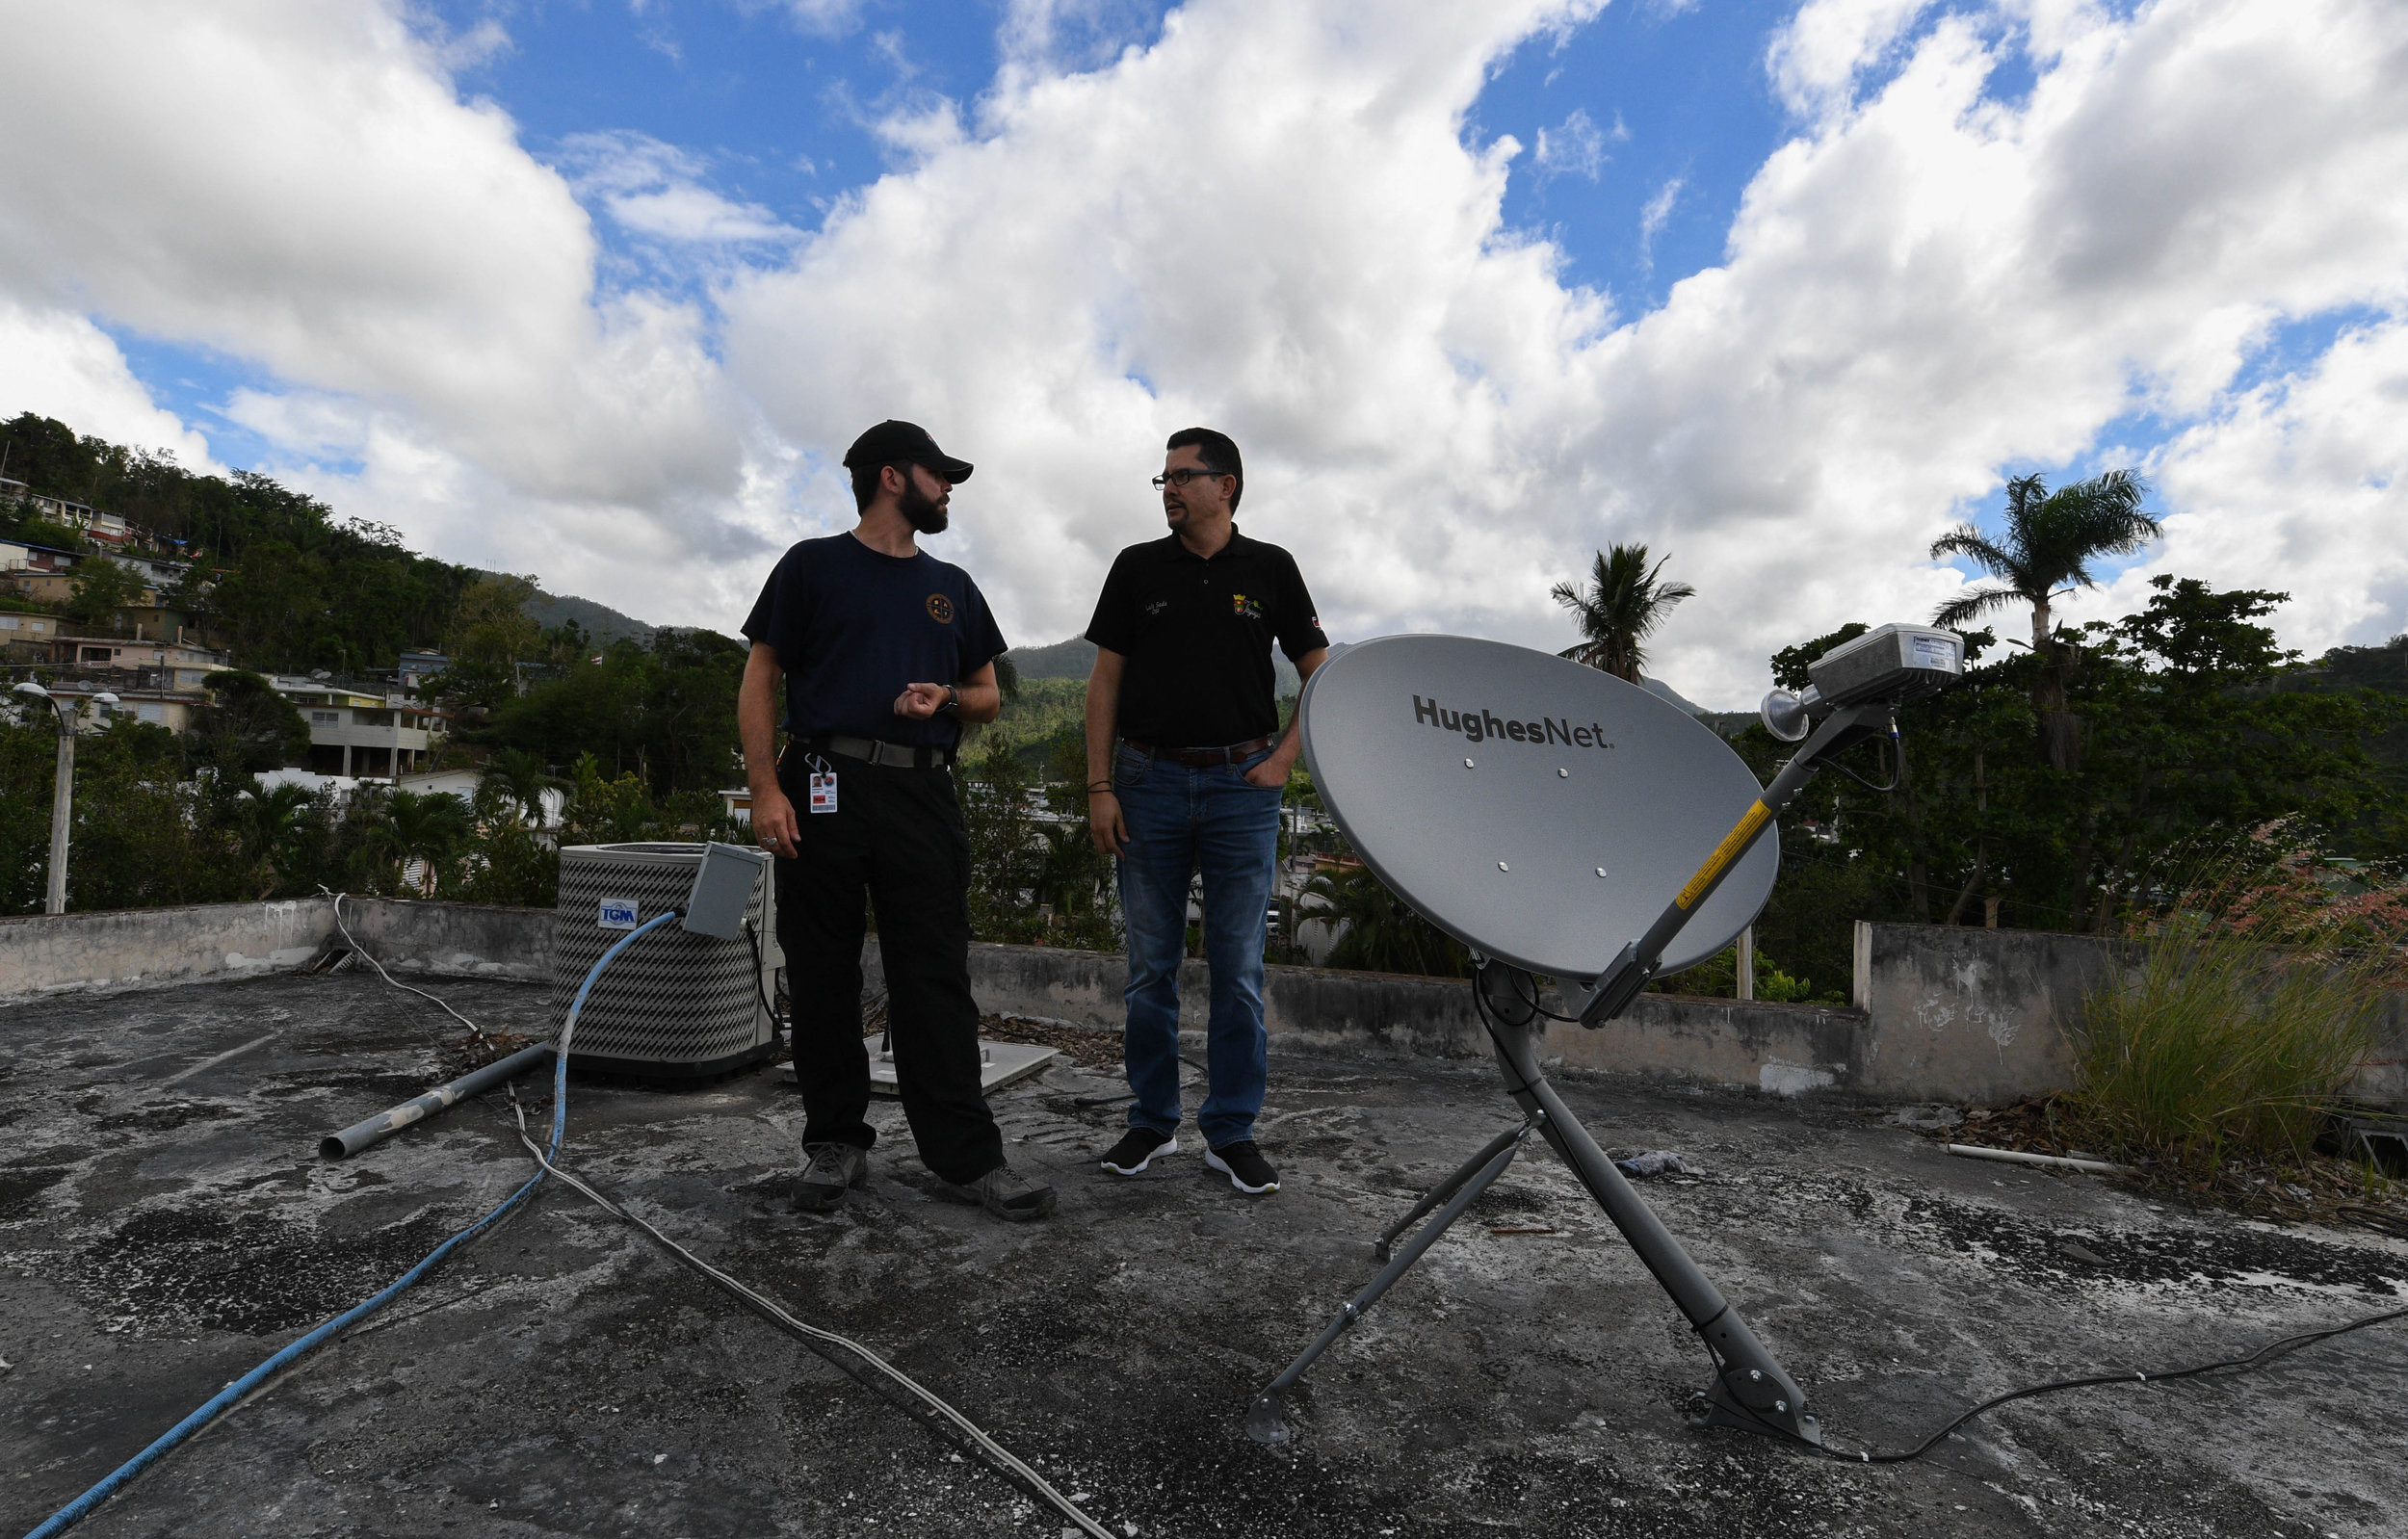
[0,898,333,996]
[1853,921,2408,1109]
[880,942,1871,1099]
[7,903,2399,1108]
[0,897,548,1000]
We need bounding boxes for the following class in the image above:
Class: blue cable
[23,910,681,1539]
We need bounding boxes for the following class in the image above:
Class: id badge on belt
[807,770,837,814]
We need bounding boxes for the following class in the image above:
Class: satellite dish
[1298,634,1775,978]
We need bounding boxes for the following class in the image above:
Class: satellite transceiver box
[1806,623,1963,709]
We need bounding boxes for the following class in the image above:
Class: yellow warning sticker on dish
[1675,800,1771,910]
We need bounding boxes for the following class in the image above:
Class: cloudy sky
[1,0,2401,706]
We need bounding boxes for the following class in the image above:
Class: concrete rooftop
[5,972,2407,1538]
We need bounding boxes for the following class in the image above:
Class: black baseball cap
[842,420,974,483]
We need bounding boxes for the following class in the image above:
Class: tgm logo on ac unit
[596,898,640,930]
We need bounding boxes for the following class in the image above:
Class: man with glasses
[1084,428,1329,1195]
[740,420,1056,1223]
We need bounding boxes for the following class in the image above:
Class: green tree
[65,559,144,634]
[957,735,1044,943]
[455,775,562,906]
[1735,578,2399,984]
[228,782,319,896]
[1551,544,1695,684]
[469,630,746,796]
[560,751,667,844]
[1301,863,1468,978]
[1929,470,2159,771]
[482,747,564,826]
[188,668,311,771]
[351,788,474,896]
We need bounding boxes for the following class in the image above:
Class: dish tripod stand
[1245,699,1896,1448]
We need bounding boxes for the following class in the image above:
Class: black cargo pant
[774,751,1003,1186]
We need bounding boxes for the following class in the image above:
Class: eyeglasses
[1152,468,1235,490]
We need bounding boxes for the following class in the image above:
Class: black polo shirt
[1086,527,1327,748]
[742,533,1007,748]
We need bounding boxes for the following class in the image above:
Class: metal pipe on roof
[319,1042,555,1160]
[1946,1143,2136,1176]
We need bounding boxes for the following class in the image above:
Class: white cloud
[767,0,869,36]
[0,300,220,474]
[2112,313,2408,651]
[559,131,800,245]
[1767,0,1939,118]
[1533,108,1608,180]
[1,0,2402,707]
[716,0,2408,701]
[0,0,765,623]
[1637,177,1683,271]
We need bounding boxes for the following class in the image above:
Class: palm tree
[483,747,564,828]
[1930,469,2159,770]
[1551,544,1696,684]
[231,782,316,895]
[356,788,473,896]
[1299,864,1467,978]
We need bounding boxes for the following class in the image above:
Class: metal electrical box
[553,842,781,1080]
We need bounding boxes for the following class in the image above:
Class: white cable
[326,889,489,1040]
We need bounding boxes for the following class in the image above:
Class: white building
[265,675,451,778]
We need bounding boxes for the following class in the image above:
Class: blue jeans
[1113,741,1283,1149]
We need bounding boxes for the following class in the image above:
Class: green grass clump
[2073,856,2405,1171]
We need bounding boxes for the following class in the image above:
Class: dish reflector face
[1299,635,1777,978]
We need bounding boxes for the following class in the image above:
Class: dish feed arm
[1568,700,1894,1029]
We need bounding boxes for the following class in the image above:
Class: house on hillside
[0,611,61,662]
[45,634,228,690]
[33,678,212,733]
[266,675,451,779]
[398,649,449,693]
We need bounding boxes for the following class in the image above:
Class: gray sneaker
[797,1142,870,1212]
[937,1163,1058,1222]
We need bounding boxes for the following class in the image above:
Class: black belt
[1122,735,1277,767]
[786,734,956,770]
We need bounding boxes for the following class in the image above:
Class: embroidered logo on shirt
[1231,592,1264,620]
[1143,598,1169,616]
[927,593,955,623]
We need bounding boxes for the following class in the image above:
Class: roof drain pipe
[319,1042,557,1161]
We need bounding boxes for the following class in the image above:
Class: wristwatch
[937,685,960,716]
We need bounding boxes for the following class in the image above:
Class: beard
[900,476,950,535]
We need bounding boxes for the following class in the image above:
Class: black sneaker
[1206,1140,1279,1195]
[797,1142,869,1212]
[1100,1128,1178,1176]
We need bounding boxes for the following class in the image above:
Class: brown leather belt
[1122,735,1277,767]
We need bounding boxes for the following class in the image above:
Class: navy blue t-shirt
[741,533,1008,748]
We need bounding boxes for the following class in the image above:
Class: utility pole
[14,683,118,914]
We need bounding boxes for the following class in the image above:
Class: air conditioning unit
[552,842,780,1079]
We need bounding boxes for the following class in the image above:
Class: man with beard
[1085,428,1328,1196]
[739,420,1055,1222]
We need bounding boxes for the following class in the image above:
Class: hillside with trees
[6,413,2401,975]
